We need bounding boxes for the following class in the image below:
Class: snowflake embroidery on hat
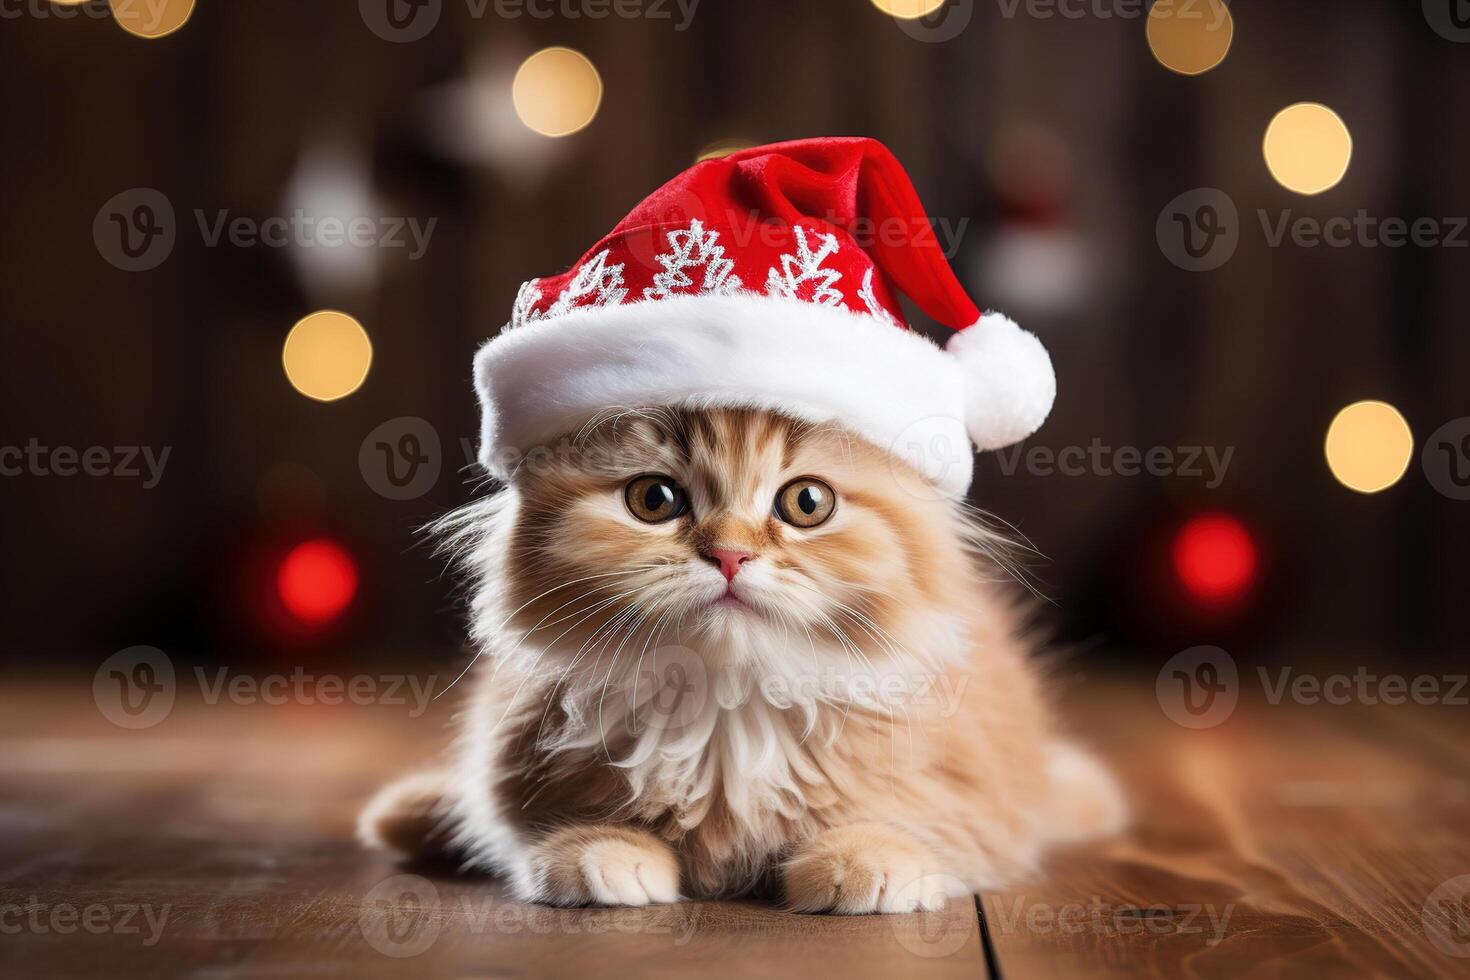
[642,219,744,300]
[513,224,909,327]
[858,268,902,328]
[765,226,844,307]
[545,249,627,319]
[510,279,545,329]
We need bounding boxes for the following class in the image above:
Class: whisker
[433,567,655,700]
[491,584,656,733]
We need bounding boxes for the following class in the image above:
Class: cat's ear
[945,313,1056,453]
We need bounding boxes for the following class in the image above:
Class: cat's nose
[702,548,753,583]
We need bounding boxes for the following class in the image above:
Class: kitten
[360,407,1125,913]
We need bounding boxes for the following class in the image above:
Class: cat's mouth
[704,588,761,617]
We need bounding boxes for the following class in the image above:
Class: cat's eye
[774,477,836,528]
[624,474,689,524]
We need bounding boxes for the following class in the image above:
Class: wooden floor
[2,666,1467,978]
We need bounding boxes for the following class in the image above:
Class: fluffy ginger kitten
[360,407,1126,913]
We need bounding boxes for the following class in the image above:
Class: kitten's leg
[521,825,681,907]
[783,823,954,914]
[358,770,458,859]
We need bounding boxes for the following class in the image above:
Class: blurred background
[3,0,1468,678]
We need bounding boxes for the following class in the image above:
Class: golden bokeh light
[512,48,603,138]
[864,0,946,17]
[109,0,194,39]
[282,311,373,402]
[1324,400,1413,494]
[1263,103,1353,195]
[695,138,754,163]
[1146,0,1233,76]
[870,0,946,18]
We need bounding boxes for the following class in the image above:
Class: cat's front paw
[784,823,952,914]
[525,825,681,907]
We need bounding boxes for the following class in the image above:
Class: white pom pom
[945,313,1055,451]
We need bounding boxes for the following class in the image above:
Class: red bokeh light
[275,538,358,626]
[1172,513,1257,606]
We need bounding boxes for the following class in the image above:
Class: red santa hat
[474,136,1054,497]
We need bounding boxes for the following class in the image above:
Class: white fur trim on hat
[944,313,1056,452]
[474,293,977,496]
